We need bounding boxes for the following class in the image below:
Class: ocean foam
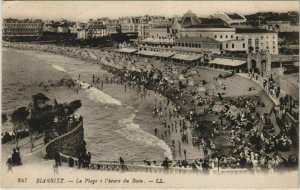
[52,64,67,72]
[117,114,173,159]
[77,80,122,105]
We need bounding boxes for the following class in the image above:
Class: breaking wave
[78,80,122,105]
[117,114,173,159]
[52,64,67,72]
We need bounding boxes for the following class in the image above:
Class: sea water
[2,48,172,162]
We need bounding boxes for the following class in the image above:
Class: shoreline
[3,43,298,168]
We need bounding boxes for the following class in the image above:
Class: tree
[66,100,82,115]
[11,107,29,148]
[32,93,50,117]
[27,118,42,152]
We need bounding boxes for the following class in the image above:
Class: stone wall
[43,120,85,159]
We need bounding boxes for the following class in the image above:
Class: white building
[222,28,278,54]
[77,29,88,39]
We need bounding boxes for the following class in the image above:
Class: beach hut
[146,63,154,73]
[212,104,225,112]
[179,74,186,81]
[188,78,195,86]
[197,87,207,92]
[152,70,162,80]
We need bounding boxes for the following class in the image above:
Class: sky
[2,1,299,21]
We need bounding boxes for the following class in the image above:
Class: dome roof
[181,10,201,28]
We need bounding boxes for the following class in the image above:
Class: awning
[172,54,202,61]
[209,58,247,67]
[142,38,173,44]
[117,48,138,53]
[154,52,175,58]
[136,50,157,56]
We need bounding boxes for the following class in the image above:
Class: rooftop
[152,25,169,29]
[199,18,227,25]
[175,36,220,43]
[88,25,107,29]
[184,24,232,29]
[226,13,244,20]
[235,28,276,33]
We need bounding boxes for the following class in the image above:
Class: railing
[57,152,250,174]
[42,119,83,159]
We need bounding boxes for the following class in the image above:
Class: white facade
[57,26,69,33]
[90,28,108,38]
[178,28,236,42]
[77,29,87,39]
[222,32,279,54]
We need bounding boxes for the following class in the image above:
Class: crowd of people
[4,42,298,173]
[2,130,30,144]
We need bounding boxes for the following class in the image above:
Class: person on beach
[78,152,84,168]
[86,152,91,168]
[6,158,12,172]
[154,128,158,136]
[54,151,61,166]
[11,149,18,166]
[184,149,187,160]
[161,157,169,170]
[16,147,22,165]
[204,147,208,158]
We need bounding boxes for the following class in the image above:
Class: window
[226,35,228,39]
[226,44,228,48]
[243,43,245,48]
[261,36,264,40]
[236,36,238,40]
[231,35,233,38]
[273,46,275,49]
[267,36,269,39]
[220,35,223,39]
[215,35,217,38]
[232,44,235,49]
[186,34,188,37]
[200,34,202,37]
[266,46,269,49]
[248,38,252,46]
[273,35,275,39]
[261,42,264,46]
